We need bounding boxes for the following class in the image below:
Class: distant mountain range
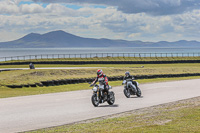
[0,30,200,48]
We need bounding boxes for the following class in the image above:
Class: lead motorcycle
[122,79,142,98]
[90,83,115,107]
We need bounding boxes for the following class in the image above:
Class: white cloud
[32,0,200,15]
[0,0,200,42]
[128,33,141,39]
[0,0,19,14]
[20,3,44,14]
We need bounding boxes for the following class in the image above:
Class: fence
[0,52,200,62]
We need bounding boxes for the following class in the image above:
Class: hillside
[0,30,200,48]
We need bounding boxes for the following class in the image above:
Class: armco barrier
[1,60,200,66]
[1,52,200,62]
[6,73,200,88]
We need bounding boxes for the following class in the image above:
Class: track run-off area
[0,79,200,133]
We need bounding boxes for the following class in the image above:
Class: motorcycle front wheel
[91,94,99,107]
[136,87,142,97]
[124,88,131,98]
[107,91,115,105]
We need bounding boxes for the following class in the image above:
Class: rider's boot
[134,83,140,93]
[132,81,138,92]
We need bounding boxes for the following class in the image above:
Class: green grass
[26,97,200,133]
[1,63,200,98]
[1,76,200,98]
[1,63,200,85]
[1,63,200,69]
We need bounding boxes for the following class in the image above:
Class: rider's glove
[89,84,93,87]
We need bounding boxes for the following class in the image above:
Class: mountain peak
[41,30,80,39]
[45,30,66,34]
[20,33,41,41]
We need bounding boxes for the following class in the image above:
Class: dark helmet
[97,69,103,77]
[125,71,130,77]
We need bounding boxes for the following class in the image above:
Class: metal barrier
[0,52,200,62]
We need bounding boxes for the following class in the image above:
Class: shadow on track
[130,96,144,98]
[98,104,119,108]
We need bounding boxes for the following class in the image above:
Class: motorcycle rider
[29,63,35,69]
[90,69,109,102]
[122,71,138,92]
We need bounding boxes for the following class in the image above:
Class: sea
[0,47,200,61]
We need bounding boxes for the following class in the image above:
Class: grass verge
[1,63,200,69]
[26,97,200,133]
[1,76,200,98]
[1,63,200,85]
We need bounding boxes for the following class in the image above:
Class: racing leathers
[92,74,109,101]
[123,75,138,92]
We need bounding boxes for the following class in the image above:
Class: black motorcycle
[122,79,142,98]
[90,84,115,107]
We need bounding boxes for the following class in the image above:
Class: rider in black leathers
[123,71,138,92]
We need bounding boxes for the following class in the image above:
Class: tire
[136,87,142,97]
[91,94,99,107]
[124,88,130,98]
[107,91,115,105]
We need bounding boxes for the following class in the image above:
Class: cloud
[0,30,23,42]
[0,0,78,15]
[0,0,19,14]
[20,3,44,14]
[32,0,200,16]
[0,0,200,42]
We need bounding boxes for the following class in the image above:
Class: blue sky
[18,1,84,9]
[0,0,200,42]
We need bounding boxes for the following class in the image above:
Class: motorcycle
[122,79,142,98]
[90,83,115,107]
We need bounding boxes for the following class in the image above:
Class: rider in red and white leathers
[91,69,109,101]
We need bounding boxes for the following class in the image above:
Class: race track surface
[0,79,200,133]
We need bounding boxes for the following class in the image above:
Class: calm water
[0,47,200,58]
[0,47,200,61]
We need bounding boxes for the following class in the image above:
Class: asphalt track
[0,79,200,133]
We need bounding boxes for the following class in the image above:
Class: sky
[0,0,200,42]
